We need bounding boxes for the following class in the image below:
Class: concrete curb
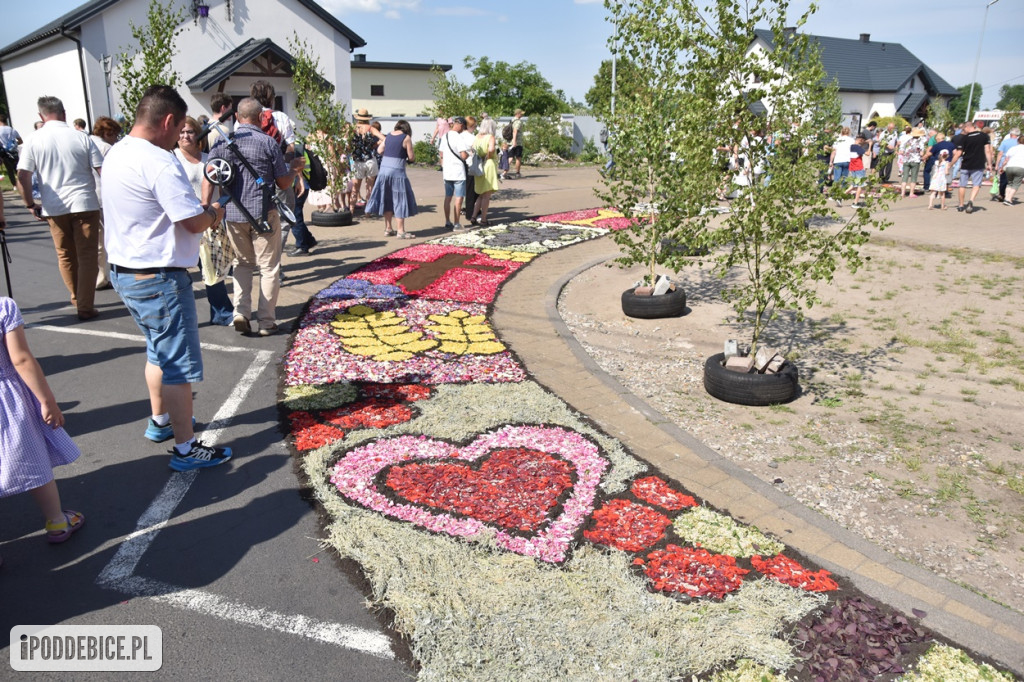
[493,237,1024,677]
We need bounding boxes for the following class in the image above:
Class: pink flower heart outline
[329,425,609,563]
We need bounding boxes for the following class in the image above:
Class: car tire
[310,210,353,227]
[620,286,687,319]
[703,352,799,406]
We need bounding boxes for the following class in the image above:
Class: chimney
[353,53,366,62]
[860,33,870,42]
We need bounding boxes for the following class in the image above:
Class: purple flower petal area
[330,425,609,563]
[314,277,406,301]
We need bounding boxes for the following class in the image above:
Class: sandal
[397,232,415,239]
[384,229,397,237]
[46,510,85,544]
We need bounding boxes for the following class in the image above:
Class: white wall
[352,68,441,118]
[3,0,355,132]
[2,37,88,130]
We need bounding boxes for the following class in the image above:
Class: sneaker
[145,416,196,443]
[287,247,310,257]
[453,223,464,231]
[1004,200,1014,206]
[834,198,843,207]
[168,441,233,472]
[444,222,455,230]
[258,324,279,337]
[966,201,974,214]
[956,205,965,213]
[233,315,251,334]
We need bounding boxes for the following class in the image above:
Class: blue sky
[2,0,1022,110]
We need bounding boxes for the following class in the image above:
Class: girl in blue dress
[365,120,418,239]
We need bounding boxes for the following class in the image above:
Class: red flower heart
[385,448,573,532]
[329,426,608,562]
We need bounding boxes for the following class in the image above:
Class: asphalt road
[0,196,417,680]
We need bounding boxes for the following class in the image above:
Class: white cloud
[318,0,419,13]
[430,6,487,17]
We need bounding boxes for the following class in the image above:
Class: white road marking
[29,324,257,354]
[85,341,395,660]
[116,576,394,659]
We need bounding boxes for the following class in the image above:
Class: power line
[984,73,1024,89]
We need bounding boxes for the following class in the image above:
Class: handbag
[466,151,484,176]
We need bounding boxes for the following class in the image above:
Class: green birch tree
[289,35,353,213]
[601,0,888,353]
[113,0,185,125]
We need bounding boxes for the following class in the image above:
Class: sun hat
[911,127,925,137]
[354,108,372,122]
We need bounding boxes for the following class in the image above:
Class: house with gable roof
[746,29,960,129]
[0,0,365,132]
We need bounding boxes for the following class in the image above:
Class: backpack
[305,149,328,191]
[259,109,283,146]
[502,120,515,142]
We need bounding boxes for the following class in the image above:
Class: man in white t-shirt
[440,116,471,230]
[102,84,232,473]
[16,96,104,320]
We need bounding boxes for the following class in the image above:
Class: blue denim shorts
[111,268,203,384]
[444,180,466,198]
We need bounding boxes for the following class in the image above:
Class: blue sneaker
[168,441,233,472]
[145,416,196,443]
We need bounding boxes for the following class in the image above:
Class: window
[370,85,384,97]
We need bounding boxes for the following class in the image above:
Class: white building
[745,29,959,131]
[350,54,451,119]
[0,0,365,132]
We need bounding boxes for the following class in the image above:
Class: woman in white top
[90,116,122,289]
[174,116,234,326]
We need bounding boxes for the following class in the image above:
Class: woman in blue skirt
[365,120,417,239]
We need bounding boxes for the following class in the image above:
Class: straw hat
[354,108,372,122]
[911,127,925,137]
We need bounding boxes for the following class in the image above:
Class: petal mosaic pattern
[283,211,1002,679]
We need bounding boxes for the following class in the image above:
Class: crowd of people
[0,86,534,531]
[826,119,1022,213]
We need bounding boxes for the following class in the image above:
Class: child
[928,150,950,210]
[0,296,84,564]
[498,141,510,181]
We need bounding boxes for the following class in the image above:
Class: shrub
[578,137,604,164]
[413,139,438,165]
[525,115,574,159]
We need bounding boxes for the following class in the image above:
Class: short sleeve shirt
[208,123,288,222]
[100,135,205,268]
[955,131,991,170]
[441,130,470,181]
[511,119,524,147]
[16,120,103,216]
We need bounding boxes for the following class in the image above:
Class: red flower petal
[584,499,672,552]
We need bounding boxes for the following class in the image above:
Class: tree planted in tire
[289,34,353,214]
[603,0,889,354]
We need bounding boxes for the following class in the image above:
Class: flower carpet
[283,208,1013,680]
